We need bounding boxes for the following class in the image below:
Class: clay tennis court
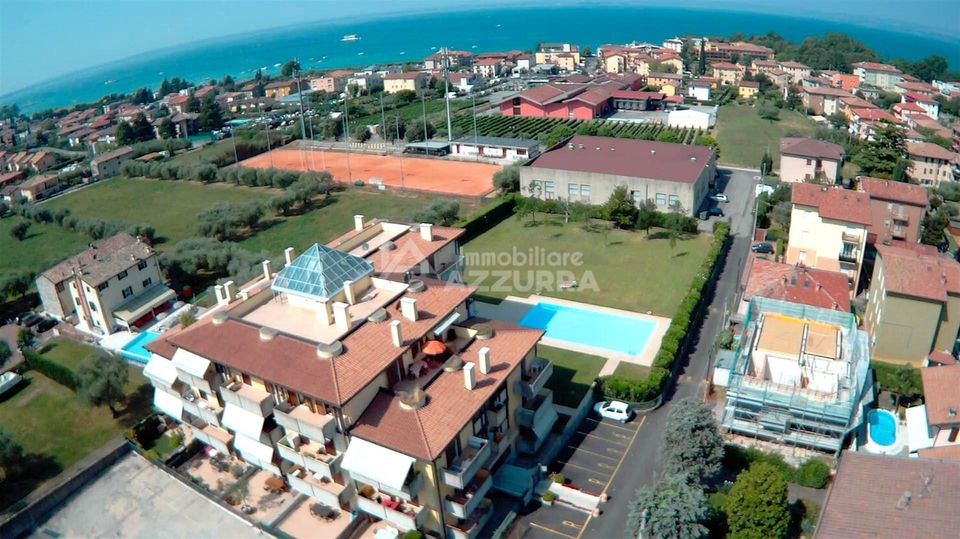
[240,147,500,197]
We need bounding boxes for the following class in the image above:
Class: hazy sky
[1,0,958,95]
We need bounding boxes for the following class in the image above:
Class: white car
[710,193,729,203]
[0,371,23,397]
[593,400,633,423]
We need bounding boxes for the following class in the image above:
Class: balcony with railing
[840,231,862,244]
[187,421,233,454]
[356,483,426,531]
[277,433,342,480]
[838,244,860,264]
[181,389,223,426]
[274,403,336,443]
[447,498,493,539]
[444,468,492,519]
[441,436,491,489]
[287,466,353,509]
[221,381,274,417]
[516,388,554,429]
[352,468,424,503]
[486,401,507,427]
[518,358,553,399]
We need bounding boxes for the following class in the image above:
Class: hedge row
[455,193,519,243]
[596,221,730,402]
[121,159,325,191]
[23,348,78,391]
[11,203,156,242]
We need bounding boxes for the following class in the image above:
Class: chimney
[284,247,296,267]
[223,281,235,303]
[262,260,272,280]
[214,284,225,304]
[463,362,476,390]
[332,301,351,331]
[478,347,491,374]
[400,297,418,321]
[317,300,333,325]
[239,290,249,301]
[353,214,365,231]
[650,149,655,155]
[344,280,357,305]
[390,320,403,347]
[690,156,696,162]
[420,223,433,241]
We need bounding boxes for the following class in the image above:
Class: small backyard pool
[867,409,897,447]
[518,302,656,357]
[120,331,160,364]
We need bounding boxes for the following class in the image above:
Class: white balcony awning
[153,388,183,420]
[172,347,211,378]
[113,284,176,323]
[432,311,461,336]
[905,405,935,452]
[222,403,265,439]
[342,437,415,491]
[144,355,178,387]
[234,433,274,462]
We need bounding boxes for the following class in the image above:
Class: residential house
[423,50,473,71]
[662,37,684,53]
[36,233,171,333]
[907,115,952,140]
[817,452,960,536]
[738,81,759,100]
[895,80,938,97]
[905,365,960,457]
[168,112,200,138]
[645,72,682,96]
[534,43,580,68]
[739,258,851,314]
[711,62,742,86]
[143,233,554,538]
[859,177,928,245]
[91,146,135,179]
[520,136,715,217]
[800,86,853,116]
[864,242,960,365]
[0,171,24,189]
[472,59,503,79]
[448,72,476,93]
[195,85,217,100]
[786,184,871,293]
[848,108,900,141]
[906,141,958,187]
[715,298,871,454]
[515,55,535,72]
[892,101,929,122]
[765,69,791,91]
[852,62,903,92]
[451,136,540,164]
[700,41,774,62]
[777,61,811,84]
[779,137,844,184]
[650,50,684,74]
[383,73,428,94]
[26,151,57,173]
[167,94,190,114]
[264,80,299,99]
[837,96,877,118]
[687,80,712,101]
[310,76,348,94]
[933,79,960,97]
[15,174,61,202]
[902,92,940,120]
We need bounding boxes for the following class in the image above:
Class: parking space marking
[580,418,637,433]
[600,415,645,496]
[576,430,633,446]
[528,522,579,539]
[556,460,612,478]
[565,445,621,461]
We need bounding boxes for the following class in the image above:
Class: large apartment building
[144,222,555,538]
[716,298,871,454]
[786,184,871,294]
[36,233,173,334]
[906,141,958,187]
[852,62,904,92]
[858,177,928,245]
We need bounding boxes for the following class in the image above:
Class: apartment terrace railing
[442,436,491,489]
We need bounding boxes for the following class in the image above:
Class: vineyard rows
[451,115,704,144]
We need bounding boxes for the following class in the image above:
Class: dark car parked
[751,242,775,254]
[707,207,724,217]
[18,312,42,327]
[37,317,59,333]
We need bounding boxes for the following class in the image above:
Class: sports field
[240,147,500,197]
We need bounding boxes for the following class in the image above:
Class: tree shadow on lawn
[0,452,63,513]
[117,383,154,428]
[547,365,590,408]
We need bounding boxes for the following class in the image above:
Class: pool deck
[474,294,671,371]
[860,409,908,455]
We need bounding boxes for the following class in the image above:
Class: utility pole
[343,100,352,182]
[295,59,307,141]
[421,91,428,141]
[443,46,452,141]
[472,93,478,161]
[397,115,405,189]
[258,101,273,168]
[380,93,386,143]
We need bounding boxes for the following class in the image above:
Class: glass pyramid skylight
[272,244,374,301]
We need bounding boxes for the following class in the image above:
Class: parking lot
[514,415,645,539]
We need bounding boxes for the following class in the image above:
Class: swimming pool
[120,331,160,364]
[867,409,897,447]
[518,302,656,357]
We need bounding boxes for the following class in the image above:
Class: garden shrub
[723,445,832,488]
[22,348,78,390]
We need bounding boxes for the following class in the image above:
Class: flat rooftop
[756,313,840,360]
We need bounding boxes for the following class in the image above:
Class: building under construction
[717,298,873,455]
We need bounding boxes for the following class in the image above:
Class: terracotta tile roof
[852,62,902,74]
[818,451,960,538]
[802,86,853,98]
[792,184,872,226]
[611,91,665,100]
[927,351,957,366]
[739,81,759,88]
[743,259,850,311]
[907,141,957,161]
[875,242,960,301]
[39,233,143,283]
[905,91,938,104]
[839,96,876,110]
[711,62,740,70]
[897,81,937,94]
[167,94,189,105]
[349,319,542,460]
[778,61,809,69]
[917,445,960,460]
[921,365,960,426]
[849,108,898,125]
[859,177,928,206]
[893,102,927,114]
[384,72,425,80]
[779,137,844,161]
[163,278,474,405]
[529,135,714,184]
[647,72,682,80]
[517,84,572,106]
[365,226,465,275]
[569,87,614,107]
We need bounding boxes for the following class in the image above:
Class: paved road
[513,168,759,539]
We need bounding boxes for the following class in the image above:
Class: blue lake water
[4,6,959,113]
[519,302,656,357]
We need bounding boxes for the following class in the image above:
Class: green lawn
[352,98,472,129]
[541,345,606,408]
[612,362,651,380]
[461,217,712,317]
[0,216,90,278]
[715,104,817,169]
[45,177,275,249]
[0,359,151,512]
[165,139,236,167]
[37,338,100,372]
[239,190,480,256]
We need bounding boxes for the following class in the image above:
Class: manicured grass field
[165,140,237,167]
[461,217,712,317]
[612,362,651,380]
[0,350,150,512]
[715,104,817,169]
[37,338,100,372]
[541,345,606,408]
[45,177,275,249]
[239,189,479,255]
[0,216,90,278]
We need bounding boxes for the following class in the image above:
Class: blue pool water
[518,302,656,357]
[121,331,160,364]
[867,409,897,447]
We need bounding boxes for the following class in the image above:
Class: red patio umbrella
[422,340,447,356]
